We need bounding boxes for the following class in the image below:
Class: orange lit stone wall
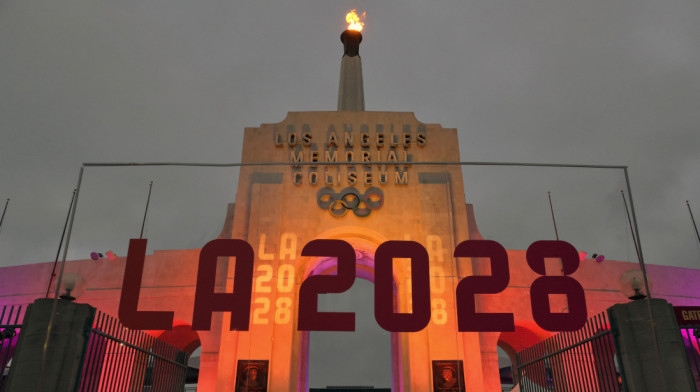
[214,111,481,391]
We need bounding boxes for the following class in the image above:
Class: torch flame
[346,9,366,32]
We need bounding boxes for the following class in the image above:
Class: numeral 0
[374,241,431,332]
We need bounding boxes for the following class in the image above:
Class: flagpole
[621,190,641,263]
[45,189,77,298]
[547,191,559,240]
[686,200,700,249]
[140,181,154,239]
[0,198,10,235]
[38,167,83,391]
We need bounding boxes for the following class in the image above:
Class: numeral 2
[297,239,356,331]
[455,240,514,332]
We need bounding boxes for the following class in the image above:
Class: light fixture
[59,272,86,301]
[618,270,651,300]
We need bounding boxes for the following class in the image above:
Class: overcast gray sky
[1,0,700,388]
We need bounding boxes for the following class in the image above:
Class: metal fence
[0,305,26,392]
[78,311,190,392]
[515,311,626,392]
[680,326,700,391]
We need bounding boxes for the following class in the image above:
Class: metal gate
[0,304,189,392]
[515,310,627,392]
[0,305,26,392]
[78,310,190,392]
[679,327,700,391]
[675,306,700,391]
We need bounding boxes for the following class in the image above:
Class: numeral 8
[526,241,587,331]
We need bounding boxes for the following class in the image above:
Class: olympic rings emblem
[316,187,384,217]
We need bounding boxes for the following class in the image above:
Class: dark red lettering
[527,241,587,331]
[192,239,254,331]
[374,241,431,332]
[119,237,590,333]
[455,240,514,332]
[119,239,174,330]
[298,239,356,331]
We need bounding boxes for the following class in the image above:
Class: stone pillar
[198,351,220,391]
[4,298,94,392]
[609,298,696,392]
[337,30,364,111]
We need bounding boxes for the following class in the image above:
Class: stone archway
[294,228,408,391]
[496,320,552,389]
[147,320,202,389]
[153,319,202,355]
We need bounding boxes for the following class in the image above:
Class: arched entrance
[496,320,552,390]
[296,229,406,391]
[153,320,202,354]
[497,345,515,390]
[308,278,392,388]
[149,320,202,389]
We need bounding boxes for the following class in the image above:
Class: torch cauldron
[338,11,365,111]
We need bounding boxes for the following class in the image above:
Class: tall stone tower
[212,27,485,391]
[337,29,364,111]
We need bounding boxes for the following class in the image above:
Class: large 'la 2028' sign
[118,239,587,333]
